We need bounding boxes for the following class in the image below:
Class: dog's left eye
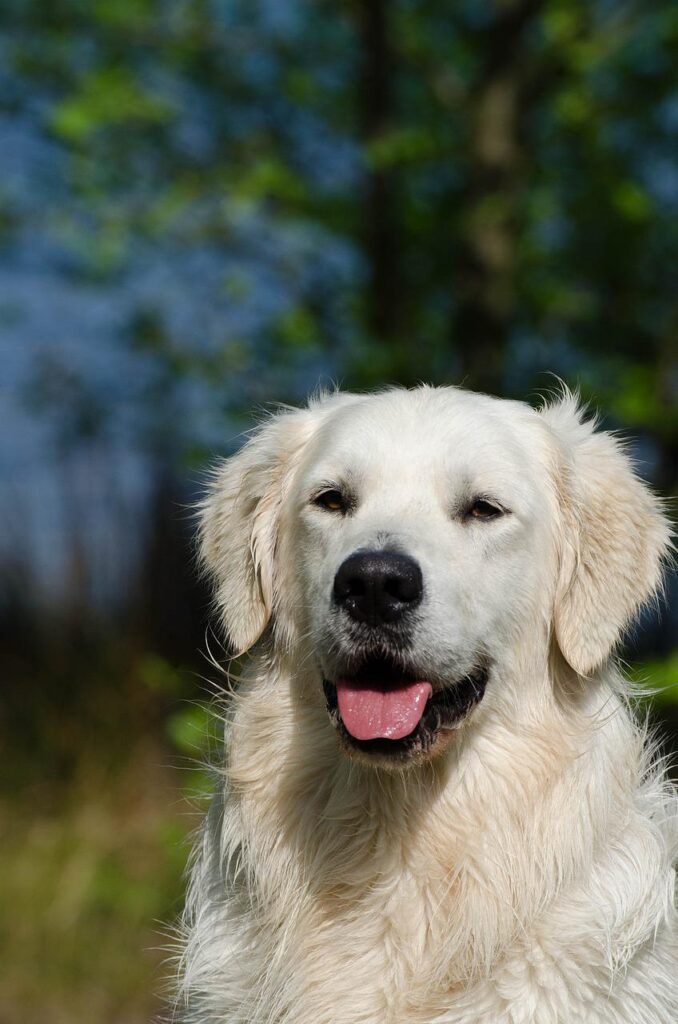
[467,498,504,520]
[313,489,348,513]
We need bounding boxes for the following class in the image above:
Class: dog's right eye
[466,498,505,520]
[313,489,348,513]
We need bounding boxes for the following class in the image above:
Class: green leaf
[166,705,212,756]
[51,67,174,143]
[629,653,678,705]
[367,127,440,169]
[234,158,307,204]
[138,654,185,695]
[554,86,592,127]
[277,306,317,349]
[612,181,652,223]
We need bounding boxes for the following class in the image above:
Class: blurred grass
[0,746,193,1024]
[0,644,217,1024]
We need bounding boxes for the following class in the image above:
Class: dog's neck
[222,643,647,986]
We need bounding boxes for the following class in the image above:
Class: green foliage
[5,0,677,418]
[630,652,678,704]
[138,652,186,694]
[167,702,213,756]
[234,158,309,205]
[51,66,174,143]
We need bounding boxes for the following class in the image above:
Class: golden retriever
[178,386,677,1023]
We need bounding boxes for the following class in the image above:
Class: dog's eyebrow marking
[308,463,362,496]
[444,469,513,521]
[445,475,478,517]
[309,479,343,498]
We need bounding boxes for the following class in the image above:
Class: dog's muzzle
[322,654,488,763]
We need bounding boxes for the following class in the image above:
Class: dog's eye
[313,489,348,513]
[468,498,504,520]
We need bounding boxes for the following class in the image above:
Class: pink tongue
[336,680,433,741]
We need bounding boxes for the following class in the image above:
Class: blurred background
[1,1,676,1021]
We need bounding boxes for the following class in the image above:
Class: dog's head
[200,387,670,767]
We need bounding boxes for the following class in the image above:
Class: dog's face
[200,387,668,769]
[289,391,555,764]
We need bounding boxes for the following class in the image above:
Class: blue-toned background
[1,2,676,1020]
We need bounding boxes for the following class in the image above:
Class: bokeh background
[1,2,677,1021]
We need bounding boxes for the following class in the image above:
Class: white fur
[178,386,677,1023]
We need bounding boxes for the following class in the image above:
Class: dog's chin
[322,653,488,769]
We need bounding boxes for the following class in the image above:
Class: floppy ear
[541,394,672,676]
[199,407,317,654]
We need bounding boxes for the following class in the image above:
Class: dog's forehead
[307,388,542,488]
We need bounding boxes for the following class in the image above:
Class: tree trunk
[355,0,402,368]
[454,0,544,394]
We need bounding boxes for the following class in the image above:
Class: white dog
[178,386,677,1024]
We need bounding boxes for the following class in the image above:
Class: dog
[178,385,677,1023]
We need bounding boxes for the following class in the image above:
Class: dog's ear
[198,407,317,654]
[540,393,671,676]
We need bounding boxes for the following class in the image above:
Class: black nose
[333,550,423,626]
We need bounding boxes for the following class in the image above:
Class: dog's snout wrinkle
[333,550,423,627]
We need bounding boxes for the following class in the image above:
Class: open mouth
[323,654,488,759]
